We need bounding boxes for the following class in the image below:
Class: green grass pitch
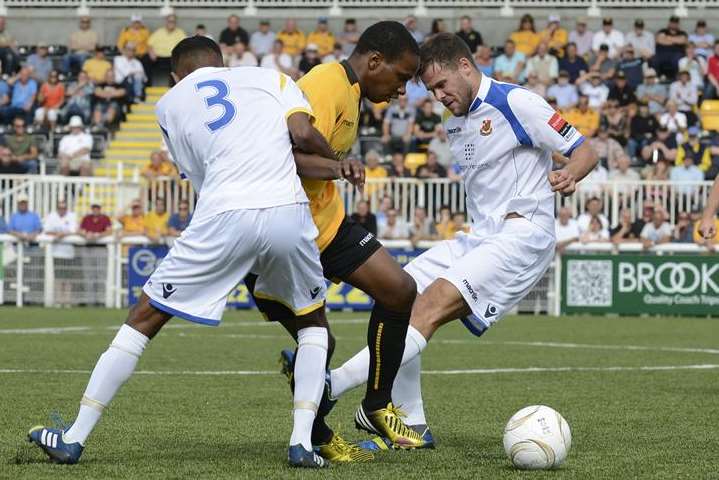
[1,307,718,479]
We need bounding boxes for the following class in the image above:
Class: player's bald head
[171,36,224,81]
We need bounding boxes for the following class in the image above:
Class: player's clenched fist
[698,215,717,240]
[548,169,576,196]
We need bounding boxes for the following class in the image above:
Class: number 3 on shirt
[196,79,236,132]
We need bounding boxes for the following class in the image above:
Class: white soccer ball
[503,405,572,470]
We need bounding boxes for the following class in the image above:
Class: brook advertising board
[561,254,719,316]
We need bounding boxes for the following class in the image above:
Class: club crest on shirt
[480,119,493,136]
[548,112,575,140]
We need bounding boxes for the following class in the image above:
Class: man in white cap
[299,43,321,75]
[58,116,93,176]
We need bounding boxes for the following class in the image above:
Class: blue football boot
[27,425,84,464]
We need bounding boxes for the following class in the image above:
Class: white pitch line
[1,364,718,376]
[479,340,719,355]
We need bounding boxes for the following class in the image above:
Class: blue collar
[469,97,482,113]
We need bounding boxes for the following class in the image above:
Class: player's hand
[340,158,365,194]
[698,216,717,240]
[548,169,576,196]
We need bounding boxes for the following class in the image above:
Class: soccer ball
[502,405,572,470]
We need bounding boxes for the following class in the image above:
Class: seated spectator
[547,71,578,110]
[382,95,414,154]
[640,207,672,249]
[690,20,714,59]
[375,194,392,231]
[644,158,671,182]
[259,39,294,76]
[579,70,609,109]
[307,17,334,58]
[673,211,695,243]
[474,46,493,77]
[227,41,258,67]
[364,150,387,196]
[92,69,126,128]
[413,98,441,152]
[338,18,360,58]
[569,17,593,58]
[277,19,306,57]
[592,17,624,59]
[218,14,249,57]
[578,161,609,196]
[167,199,193,237]
[142,150,175,180]
[525,42,558,86]
[431,18,447,36]
[298,44,322,76]
[609,153,640,182]
[524,72,546,98]
[628,100,659,160]
[82,46,112,84]
[350,200,377,236]
[6,67,38,125]
[654,15,687,79]
[564,95,599,137]
[144,197,169,243]
[0,117,38,174]
[117,15,151,79]
[558,43,588,84]
[250,20,276,58]
[58,116,93,176]
[676,127,711,173]
[27,43,52,83]
[450,212,470,236]
[415,151,447,179]
[671,146,704,195]
[599,99,628,146]
[641,126,677,164]
[493,39,525,84]
[589,43,617,81]
[510,14,540,57]
[0,213,7,233]
[34,70,65,130]
[378,207,409,240]
[590,128,624,170]
[608,71,637,108]
[388,152,411,177]
[540,15,568,57]
[196,24,212,39]
[427,125,453,169]
[64,16,97,76]
[660,99,688,136]
[79,203,112,241]
[410,206,437,244]
[617,46,644,89]
[9,194,41,242]
[678,42,707,92]
[577,197,609,232]
[148,14,186,85]
[611,208,643,244]
[669,70,698,126]
[62,70,94,125]
[114,43,147,104]
[706,41,719,100]
[322,43,346,64]
[404,15,425,45]
[119,199,146,237]
[636,68,667,115]
[555,206,580,253]
[0,17,19,75]
[580,215,610,243]
[0,76,9,120]
[625,19,655,61]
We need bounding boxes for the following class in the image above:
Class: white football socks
[330,325,428,399]
[64,324,149,445]
[392,355,426,426]
[289,326,328,450]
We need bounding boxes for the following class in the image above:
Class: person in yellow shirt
[245,21,427,458]
[563,95,600,137]
[277,18,306,57]
[510,14,541,57]
[117,15,150,57]
[82,47,112,83]
[675,129,712,172]
[119,199,146,237]
[540,15,569,57]
[141,151,176,180]
[364,149,388,196]
[148,14,186,84]
[306,17,335,58]
[144,197,169,242]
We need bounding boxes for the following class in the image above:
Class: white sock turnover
[392,355,426,426]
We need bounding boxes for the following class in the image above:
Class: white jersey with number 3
[155,66,312,221]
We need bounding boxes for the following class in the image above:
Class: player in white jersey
[331,33,598,448]
[27,36,364,469]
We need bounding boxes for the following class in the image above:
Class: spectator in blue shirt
[558,42,588,84]
[9,194,42,241]
[0,214,8,233]
[167,199,192,237]
[493,39,526,83]
[0,78,10,124]
[26,43,53,83]
[547,70,579,110]
[8,67,38,125]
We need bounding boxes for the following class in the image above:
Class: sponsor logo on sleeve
[548,112,576,140]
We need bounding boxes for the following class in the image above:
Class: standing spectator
[592,18,625,59]
[0,117,38,174]
[337,19,360,57]
[659,99,688,133]
[410,206,437,244]
[34,70,65,130]
[412,98,441,152]
[430,19,447,36]
[689,20,714,59]
[218,14,249,56]
[404,78,429,108]
[58,116,93,176]
[564,95,599,137]
[144,197,169,243]
[378,208,409,240]
[387,152,411,177]
[456,15,483,54]
[350,200,377,236]
[167,199,193,237]
[148,14,186,84]
[116,15,151,78]
[673,211,695,243]
[675,126,711,173]
[364,150,387,196]
[493,39,526,83]
[427,125,453,169]
[277,19,306,57]
[525,42,558,86]
[62,70,94,124]
[588,44,616,81]
[307,17,334,58]
[64,16,98,76]
[259,39,294,76]
[9,195,41,242]
[654,15,688,79]
[7,67,38,125]
[568,17,593,58]
[82,46,112,84]
[250,20,276,58]
[670,145,704,196]
[382,95,414,154]
[636,68,667,115]
[540,15,568,57]
[0,16,19,74]
[558,42,588,84]
[415,151,447,179]
[298,44,321,75]
[678,43,707,93]
[43,199,78,305]
[628,100,659,160]
[706,41,719,100]
[510,14,541,57]
[607,71,636,107]
[617,46,644,89]
[27,43,53,83]
[624,19,655,62]
[547,71,578,110]
[92,69,126,129]
[642,126,678,164]
[227,41,257,67]
[555,206,580,253]
[114,44,146,104]
[611,209,643,244]
[579,70,609,108]
[119,199,146,238]
[474,45,493,77]
[404,16,425,45]
[80,203,112,241]
[577,197,609,232]
[590,128,624,170]
[641,208,672,249]
[141,150,175,180]
[580,215,610,243]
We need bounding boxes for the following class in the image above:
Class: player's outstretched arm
[286,112,337,161]
[293,151,365,193]
[699,177,719,239]
[548,141,597,196]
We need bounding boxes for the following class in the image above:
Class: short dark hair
[171,35,223,74]
[418,32,476,78]
[353,21,419,62]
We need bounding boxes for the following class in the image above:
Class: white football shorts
[405,217,555,336]
[143,203,326,326]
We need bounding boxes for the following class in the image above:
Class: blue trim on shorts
[461,314,489,338]
[563,135,585,157]
[149,299,220,326]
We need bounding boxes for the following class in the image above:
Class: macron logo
[447,127,462,135]
[462,279,478,302]
[359,233,374,247]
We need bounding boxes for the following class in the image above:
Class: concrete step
[119,123,159,132]
[146,86,169,95]
[115,131,162,140]
[127,113,156,122]
[131,104,156,113]
[110,140,161,149]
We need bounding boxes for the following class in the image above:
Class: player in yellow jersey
[245,22,427,460]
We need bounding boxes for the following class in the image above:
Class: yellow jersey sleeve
[297,71,346,143]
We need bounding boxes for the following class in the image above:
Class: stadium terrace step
[131,104,157,113]
[126,113,157,122]
[145,86,169,95]
[115,131,162,141]
[110,140,162,149]
[119,123,160,132]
